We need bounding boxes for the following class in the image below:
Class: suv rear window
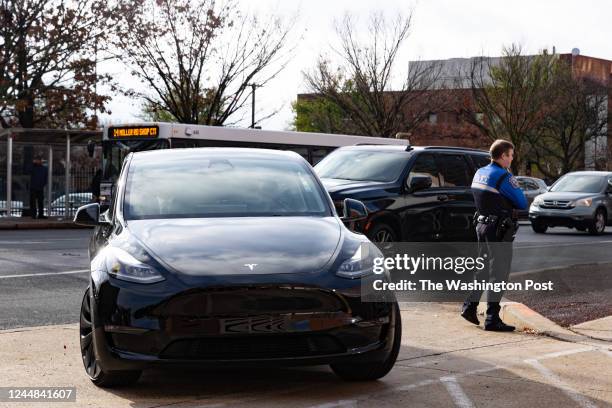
[470,154,490,170]
[437,154,471,187]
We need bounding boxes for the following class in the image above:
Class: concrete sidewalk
[0,303,610,408]
[0,217,90,230]
[478,299,612,345]
[571,316,612,342]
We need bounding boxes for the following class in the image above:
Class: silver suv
[529,171,612,235]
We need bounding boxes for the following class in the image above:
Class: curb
[477,299,609,344]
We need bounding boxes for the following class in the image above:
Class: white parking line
[525,359,598,408]
[440,376,475,408]
[0,269,89,279]
[535,346,594,360]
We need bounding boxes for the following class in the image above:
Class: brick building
[407,51,612,172]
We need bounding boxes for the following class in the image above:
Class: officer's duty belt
[477,215,499,224]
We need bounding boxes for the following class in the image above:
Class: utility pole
[249,83,260,128]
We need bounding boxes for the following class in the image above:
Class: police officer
[461,139,527,331]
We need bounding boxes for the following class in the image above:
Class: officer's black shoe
[484,320,515,332]
[461,307,479,325]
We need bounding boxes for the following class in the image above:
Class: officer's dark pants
[463,220,513,323]
[29,189,44,218]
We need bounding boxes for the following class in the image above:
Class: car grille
[541,200,573,209]
[159,334,345,360]
[154,287,348,318]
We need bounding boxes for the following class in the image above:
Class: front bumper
[529,205,595,227]
[90,276,397,371]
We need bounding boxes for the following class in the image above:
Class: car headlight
[337,242,380,279]
[532,196,544,206]
[573,198,593,207]
[104,247,165,283]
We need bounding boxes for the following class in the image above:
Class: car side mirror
[74,203,108,226]
[87,140,96,158]
[407,175,432,193]
[341,198,368,222]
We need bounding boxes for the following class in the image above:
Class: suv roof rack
[353,142,414,152]
[422,146,488,153]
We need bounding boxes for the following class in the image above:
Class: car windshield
[315,150,408,182]
[123,155,330,219]
[550,174,605,193]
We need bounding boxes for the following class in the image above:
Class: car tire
[330,303,401,381]
[531,221,548,234]
[588,208,606,235]
[367,222,398,243]
[80,289,142,388]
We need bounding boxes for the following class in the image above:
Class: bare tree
[110,0,294,126]
[527,67,609,177]
[302,12,445,138]
[463,45,557,173]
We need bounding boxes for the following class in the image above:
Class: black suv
[315,145,490,242]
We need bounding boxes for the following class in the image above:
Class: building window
[428,113,438,124]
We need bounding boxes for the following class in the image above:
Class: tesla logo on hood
[244,263,258,271]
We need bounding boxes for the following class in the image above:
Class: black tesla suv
[74,148,400,387]
[315,145,491,242]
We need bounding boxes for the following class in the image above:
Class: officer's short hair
[490,139,514,160]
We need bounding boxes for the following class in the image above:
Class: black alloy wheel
[368,222,398,243]
[80,288,141,387]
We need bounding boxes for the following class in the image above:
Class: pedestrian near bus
[461,139,527,331]
[29,155,48,219]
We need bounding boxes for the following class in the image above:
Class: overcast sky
[100,0,610,131]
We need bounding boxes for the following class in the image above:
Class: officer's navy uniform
[462,162,527,330]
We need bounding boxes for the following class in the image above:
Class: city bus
[96,122,408,204]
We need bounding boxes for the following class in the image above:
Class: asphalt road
[1,225,611,330]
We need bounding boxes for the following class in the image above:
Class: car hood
[538,192,599,201]
[127,217,342,276]
[320,178,389,194]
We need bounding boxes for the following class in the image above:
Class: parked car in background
[515,176,548,218]
[50,193,93,216]
[529,171,612,235]
[0,201,24,217]
[315,145,491,242]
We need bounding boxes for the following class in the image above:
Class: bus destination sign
[109,126,159,139]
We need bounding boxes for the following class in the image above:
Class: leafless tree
[110,0,295,126]
[463,44,557,173]
[0,0,111,128]
[303,12,445,138]
[527,68,609,177]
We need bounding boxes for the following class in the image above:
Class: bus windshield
[103,139,168,180]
